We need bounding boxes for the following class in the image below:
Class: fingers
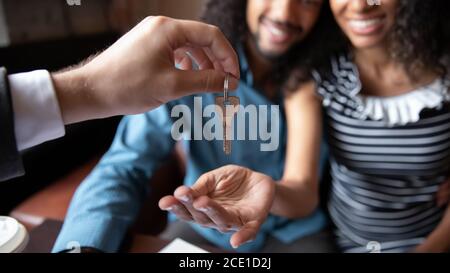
[159,195,181,210]
[190,171,218,196]
[230,221,261,249]
[168,19,240,80]
[174,46,215,71]
[172,46,239,94]
[174,48,193,71]
[203,47,224,72]
[437,181,450,207]
[158,195,193,222]
[174,186,214,227]
[189,165,246,196]
[193,196,242,232]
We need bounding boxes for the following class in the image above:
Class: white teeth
[267,24,287,37]
[349,18,382,29]
[269,26,283,36]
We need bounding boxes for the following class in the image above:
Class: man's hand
[159,165,276,249]
[52,16,240,124]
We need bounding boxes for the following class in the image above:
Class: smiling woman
[331,0,397,47]
[324,0,450,79]
[306,0,450,253]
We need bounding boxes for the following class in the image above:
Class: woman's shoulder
[312,55,450,126]
[312,53,363,112]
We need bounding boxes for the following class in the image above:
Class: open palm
[159,165,275,248]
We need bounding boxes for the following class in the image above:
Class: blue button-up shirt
[53,48,328,253]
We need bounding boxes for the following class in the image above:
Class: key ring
[224,73,229,102]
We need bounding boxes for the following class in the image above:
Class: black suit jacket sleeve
[0,67,24,181]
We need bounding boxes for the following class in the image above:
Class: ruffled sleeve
[360,79,450,126]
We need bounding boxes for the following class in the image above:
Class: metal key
[215,73,239,155]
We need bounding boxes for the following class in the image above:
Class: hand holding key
[52,16,240,125]
[159,165,276,249]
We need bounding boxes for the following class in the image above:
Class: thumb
[230,221,261,249]
[174,69,239,96]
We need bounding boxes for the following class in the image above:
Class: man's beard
[250,31,303,64]
[249,20,303,63]
[249,31,287,62]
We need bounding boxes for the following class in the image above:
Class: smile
[347,16,385,35]
[261,18,299,44]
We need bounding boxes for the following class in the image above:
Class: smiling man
[53,0,337,253]
[247,0,320,57]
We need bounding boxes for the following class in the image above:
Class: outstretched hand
[159,165,275,249]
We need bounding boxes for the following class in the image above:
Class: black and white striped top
[315,55,450,253]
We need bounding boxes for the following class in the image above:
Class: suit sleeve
[0,67,24,182]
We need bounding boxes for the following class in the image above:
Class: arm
[53,16,239,125]
[414,202,450,253]
[52,107,176,253]
[159,81,323,248]
[270,81,323,219]
[5,16,239,153]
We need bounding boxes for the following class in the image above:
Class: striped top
[314,55,450,253]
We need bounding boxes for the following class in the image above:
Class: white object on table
[0,216,29,253]
[158,238,209,253]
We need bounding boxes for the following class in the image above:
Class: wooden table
[23,219,222,253]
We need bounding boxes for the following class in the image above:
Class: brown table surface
[23,219,223,253]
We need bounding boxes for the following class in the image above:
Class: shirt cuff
[8,70,65,151]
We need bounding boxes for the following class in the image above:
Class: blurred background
[0,0,205,215]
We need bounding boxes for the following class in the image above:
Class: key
[215,73,240,155]
[215,96,239,155]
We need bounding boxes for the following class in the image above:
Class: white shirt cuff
[9,70,65,151]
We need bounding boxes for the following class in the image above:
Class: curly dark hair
[200,0,342,92]
[314,0,450,79]
[389,0,450,77]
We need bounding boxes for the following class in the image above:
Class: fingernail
[244,239,254,245]
[235,239,255,248]
[179,195,191,202]
[231,240,253,249]
[197,207,210,212]
[163,206,174,211]
[172,205,182,211]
